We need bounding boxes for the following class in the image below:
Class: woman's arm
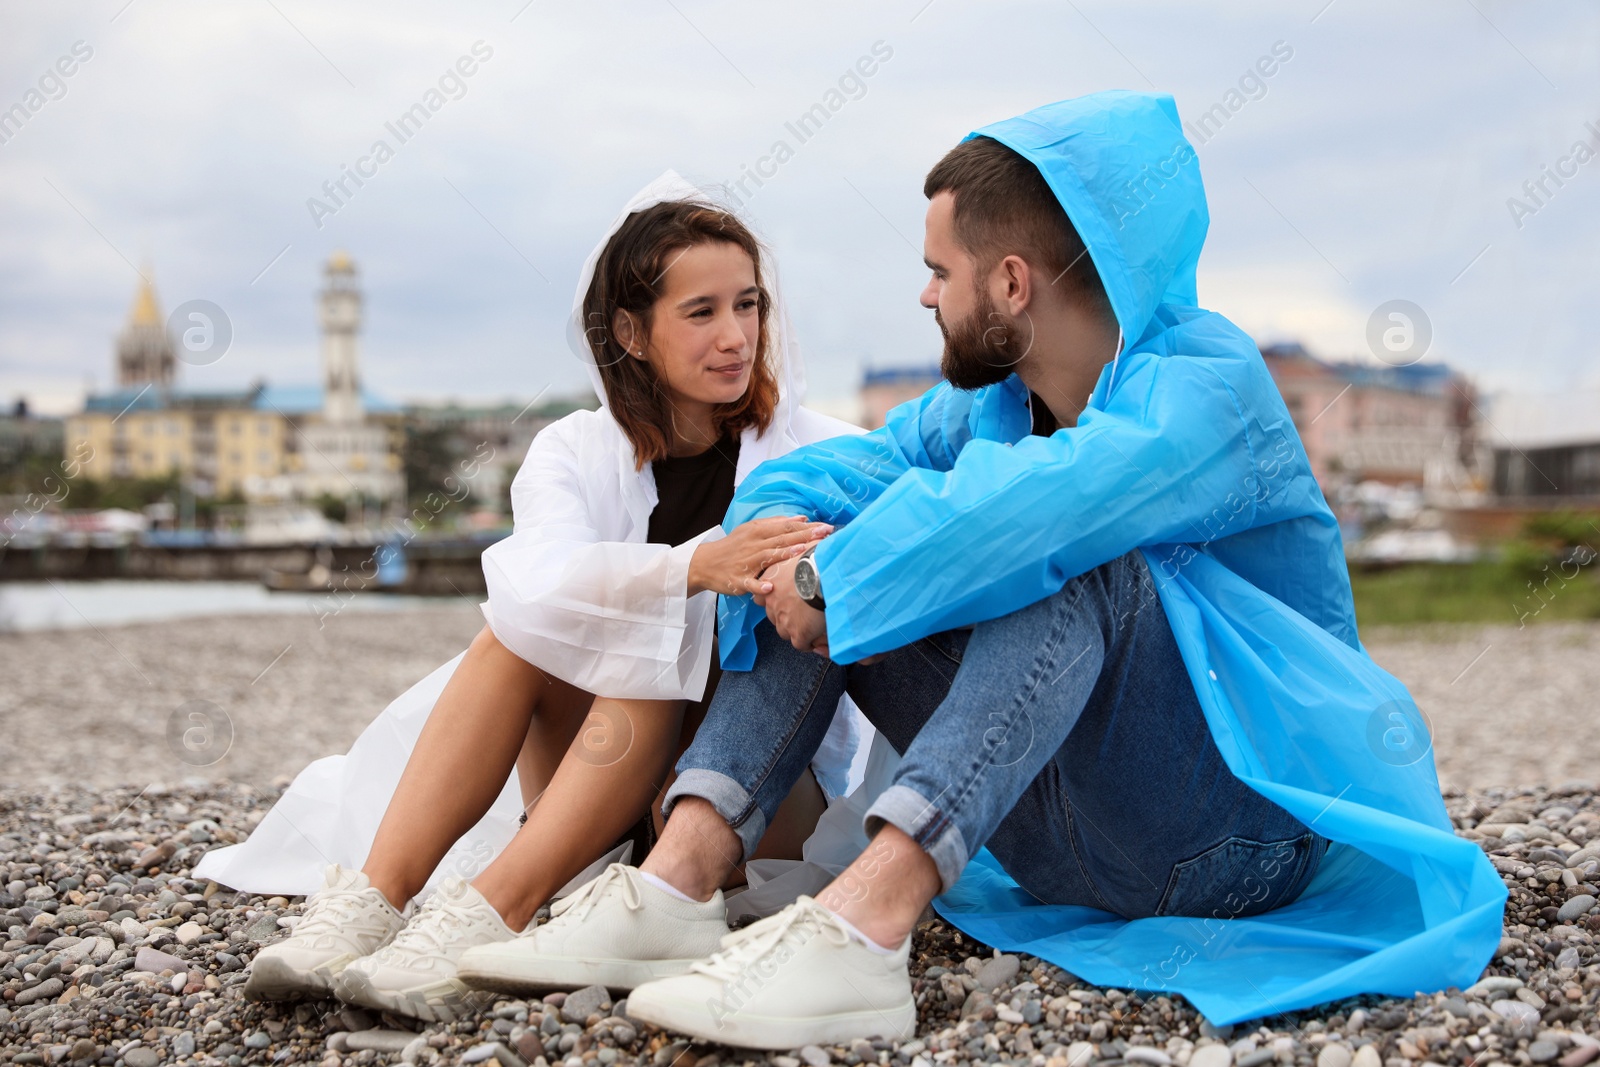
[482,416,717,701]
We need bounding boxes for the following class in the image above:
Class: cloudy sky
[1,0,1596,431]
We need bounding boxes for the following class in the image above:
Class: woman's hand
[688,515,832,597]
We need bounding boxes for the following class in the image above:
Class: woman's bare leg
[361,626,568,909]
[513,674,595,814]
[480,701,826,927]
[471,695,690,931]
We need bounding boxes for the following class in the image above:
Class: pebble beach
[2,607,1597,1067]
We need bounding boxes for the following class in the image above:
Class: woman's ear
[612,310,646,361]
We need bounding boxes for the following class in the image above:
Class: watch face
[795,559,819,600]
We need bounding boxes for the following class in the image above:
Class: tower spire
[117,270,175,388]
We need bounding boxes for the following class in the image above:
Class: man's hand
[754,555,828,652]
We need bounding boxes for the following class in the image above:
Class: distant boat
[261,544,337,592]
[260,540,410,593]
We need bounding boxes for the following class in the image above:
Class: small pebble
[1068,1043,1107,1067]
[1557,894,1596,921]
[654,1043,689,1067]
[133,945,187,973]
[799,1045,831,1067]
[14,977,64,1005]
[346,1030,420,1053]
[1562,1046,1600,1067]
[1465,975,1524,997]
[974,953,1020,990]
[562,983,611,1023]
[340,1005,377,1031]
[516,1031,547,1062]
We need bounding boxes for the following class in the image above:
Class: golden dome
[128,275,161,327]
[327,249,355,272]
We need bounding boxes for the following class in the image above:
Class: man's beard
[936,285,1027,391]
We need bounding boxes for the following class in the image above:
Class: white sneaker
[457,864,729,995]
[333,876,524,1022]
[244,864,410,1001]
[626,896,916,1050]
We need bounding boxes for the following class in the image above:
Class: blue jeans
[665,551,1327,919]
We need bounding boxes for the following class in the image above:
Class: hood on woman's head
[566,171,805,468]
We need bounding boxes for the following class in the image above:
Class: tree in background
[402,424,457,509]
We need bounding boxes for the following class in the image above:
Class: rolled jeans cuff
[661,768,767,862]
[864,783,970,894]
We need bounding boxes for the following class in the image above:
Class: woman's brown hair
[582,199,780,469]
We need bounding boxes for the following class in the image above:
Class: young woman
[194,171,868,1021]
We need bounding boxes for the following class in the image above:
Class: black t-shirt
[647,433,741,547]
[1030,391,1060,437]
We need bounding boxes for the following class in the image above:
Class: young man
[453,92,1429,1045]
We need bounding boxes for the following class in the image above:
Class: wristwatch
[794,544,826,611]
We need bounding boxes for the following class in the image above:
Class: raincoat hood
[968,90,1207,348]
[565,169,805,440]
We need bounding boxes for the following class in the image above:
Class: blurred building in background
[0,399,63,471]
[65,255,404,506]
[272,253,405,506]
[860,365,942,429]
[1494,442,1600,501]
[1472,390,1600,505]
[402,396,597,511]
[1259,343,1479,499]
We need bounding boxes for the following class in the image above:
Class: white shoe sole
[458,948,699,997]
[333,965,494,1023]
[627,988,918,1050]
[243,953,352,1002]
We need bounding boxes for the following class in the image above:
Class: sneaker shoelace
[530,863,642,933]
[292,878,394,944]
[374,880,479,961]
[690,896,850,984]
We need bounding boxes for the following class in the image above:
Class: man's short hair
[924,135,1112,319]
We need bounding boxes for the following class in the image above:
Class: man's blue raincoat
[717,91,1504,1024]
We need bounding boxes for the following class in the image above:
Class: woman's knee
[470,623,535,670]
